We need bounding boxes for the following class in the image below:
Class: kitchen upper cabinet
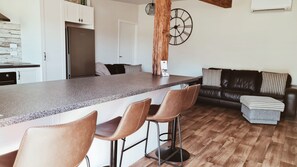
[64,1,94,25]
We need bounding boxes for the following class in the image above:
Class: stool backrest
[13,111,97,167]
[150,88,187,122]
[182,84,201,111]
[111,98,151,140]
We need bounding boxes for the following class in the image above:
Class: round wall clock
[169,8,193,46]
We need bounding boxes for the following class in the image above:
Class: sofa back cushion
[124,64,142,73]
[105,64,125,74]
[228,70,260,92]
[209,68,232,88]
[260,72,289,95]
[96,62,111,76]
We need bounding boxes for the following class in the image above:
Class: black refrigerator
[66,27,95,79]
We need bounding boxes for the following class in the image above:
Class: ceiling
[111,0,184,5]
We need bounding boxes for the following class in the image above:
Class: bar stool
[145,84,201,165]
[94,98,151,167]
[144,88,187,166]
[163,84,201,162]
[0,111,97,167]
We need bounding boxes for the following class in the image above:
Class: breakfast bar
[0,72,198,166]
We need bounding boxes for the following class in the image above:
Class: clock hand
[176,28,181,35]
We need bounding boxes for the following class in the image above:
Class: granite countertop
[0,63,40,68]
[0,72,199,127]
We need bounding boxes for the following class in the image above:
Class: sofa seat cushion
[222,89,252,102]
[228,70,260,92]
[199,86,221,99]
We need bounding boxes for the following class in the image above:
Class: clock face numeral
[175,10,178,18]
[169,8,193,46]
[184,31,190,36]
[181,11,185,18]
[182,25,192,28]
[180,35,184,42]
[184,17,190,22]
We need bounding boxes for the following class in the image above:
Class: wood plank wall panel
[0,22,21,63]
[200,0,232,8]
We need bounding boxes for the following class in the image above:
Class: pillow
[124,64,142,73]
[202,68,222,87]
[260,72,288,95]
[95,62,111,76]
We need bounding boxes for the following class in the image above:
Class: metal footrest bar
[121,138,147,152]
[145,150,183,167]
[159,132,172,142]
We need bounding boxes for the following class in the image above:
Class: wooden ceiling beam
[200,0,232,8]
[152,0,171,76]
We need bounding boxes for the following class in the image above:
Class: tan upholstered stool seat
[0,111,97,167]
[94,98,151,167]
[95,117,121,139]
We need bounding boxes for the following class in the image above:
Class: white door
[118,21,137,64]
[41,0,66,81]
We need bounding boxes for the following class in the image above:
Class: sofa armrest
[284,87,297,119]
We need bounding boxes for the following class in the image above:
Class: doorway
[118,20,137,64]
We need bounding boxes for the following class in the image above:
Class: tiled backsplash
[0,22,22,63]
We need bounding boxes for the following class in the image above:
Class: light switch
[10,44,18,49]
[10,51,17,56]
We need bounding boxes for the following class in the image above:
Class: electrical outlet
[10,44,17,49]
[10,51,17,56]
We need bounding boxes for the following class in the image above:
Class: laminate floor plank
[272,123,286,144]
[246,135,271,163]
[262,142,283,167]
[223,144,252,167]
[131,104,297,167]
[280,137,297,165]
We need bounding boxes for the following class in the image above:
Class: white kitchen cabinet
[64,1,94,25]
[41,0,66,81]
[16,68,41,84]
[0,67,41,84]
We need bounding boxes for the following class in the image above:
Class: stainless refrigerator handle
[67,53,71,79]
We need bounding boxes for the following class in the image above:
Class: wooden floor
[131,105,297,167]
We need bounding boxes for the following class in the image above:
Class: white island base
[0,86,178,166]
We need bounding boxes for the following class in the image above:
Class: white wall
[0,0,43,64]
[91,0,138,64]
[137,0,297,84]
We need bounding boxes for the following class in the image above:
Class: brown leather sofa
[197,68,297,119]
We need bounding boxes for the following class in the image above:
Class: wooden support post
[152,0,171,75]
